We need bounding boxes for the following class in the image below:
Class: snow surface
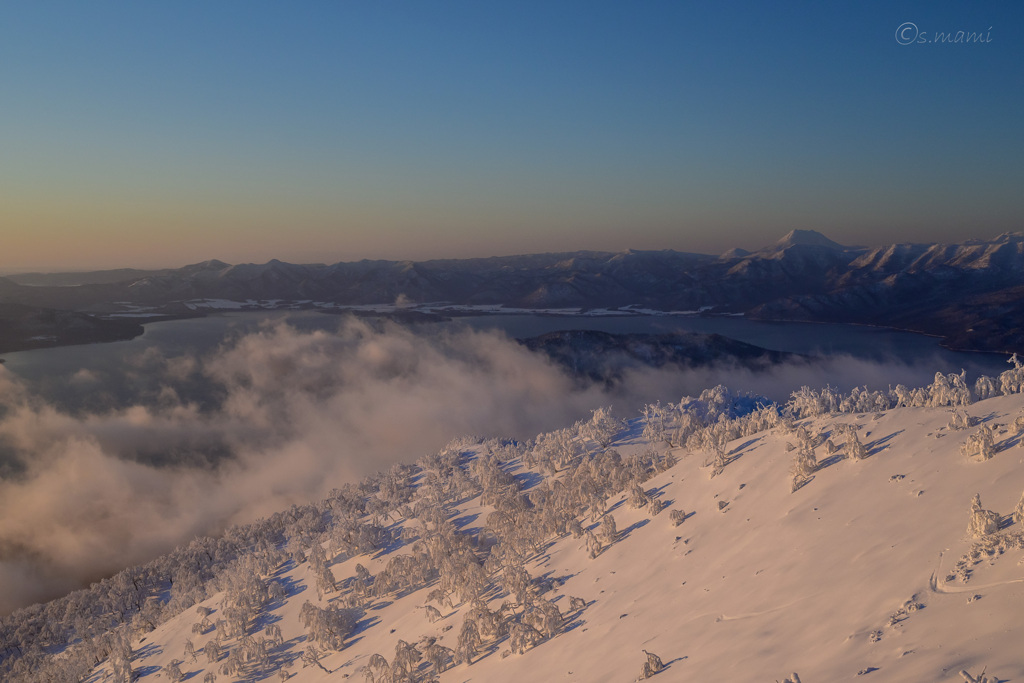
[84,396,1024,683]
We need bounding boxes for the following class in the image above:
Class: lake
[0,311,1012,408]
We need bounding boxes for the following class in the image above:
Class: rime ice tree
[1001,353,1024,395]
[582,406,622,448]
[391,640,423,680]
[455,617,483,665]
[301,647,331,674]
[967,494,1001,538]
[525,598,562,639]
[600,514,618,545]
[298,601,358,652]
[641,402,669,445]
[163,660,185,683]
[846,428,868,461]
[509,621,544,654]
[423,638,454,673]
[640,650,665,678]
[961,425,996,461]
[790,445,817,492]
[974,375,1000,401]
[949,410,975,431]
[205,640,221,664]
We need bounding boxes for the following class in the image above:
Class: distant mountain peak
[775,229,845,250]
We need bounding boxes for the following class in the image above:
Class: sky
[1,1,1022,271]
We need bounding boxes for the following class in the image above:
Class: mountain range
[2,230,1023,353]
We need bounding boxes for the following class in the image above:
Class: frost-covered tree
[846,428,868,461]
[949,410,977,431]
[581,406,622,448]
[600,514,618,545]
[960,667,997,683]
[200,639,220,664]
[641,402,670,445]
[163,659,185,683]
[265,623,283,645]
[928,371,973,407]
[790,445,817,492]
[974,375,1000,401]
[961,425,996,461]
[391,639,423,679]
[669,509,687,526]
[418,637,453,674]
[967,494,1001,538]
[298,601,359,651]
[529,598,563,638]
[455,617,482,665]
[640,650,665,679]
[1013,490,1024,525]
[301,646,331,673]
[1001,353,1024,395]
[507,620,543,654]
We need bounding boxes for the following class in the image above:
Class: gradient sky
[1,1,1023,271]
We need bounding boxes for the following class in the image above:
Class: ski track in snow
[929,550,1024,595]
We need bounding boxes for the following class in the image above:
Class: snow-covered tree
[790,445,817,492]
[600,514,618,545]
[204,639,221,664]
[163,659,185,683]
[298,601,359,651]
[961,425,996,461]
[640,650,665,679]
[974,375,1000,401]
[455,617,482,665]
[1000,353,1024,395]
[1013,489,1024,525]
[422,637,454,673]
[391,639,423,679]
[581,406,623,448]
[967,494,1001,538]
[509,620,544,654]
[846,428,869,461]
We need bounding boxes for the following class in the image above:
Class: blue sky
[1,1,1022,270]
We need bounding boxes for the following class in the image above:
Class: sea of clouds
[0,317,974,614]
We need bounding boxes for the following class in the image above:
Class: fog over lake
[1,311,1010,407]
[0,312,1011,613]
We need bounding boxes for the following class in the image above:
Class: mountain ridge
[2,231,1024,353]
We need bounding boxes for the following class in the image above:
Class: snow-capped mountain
[3,231,1024,353]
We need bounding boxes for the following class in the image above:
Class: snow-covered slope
[68,389,1024,683]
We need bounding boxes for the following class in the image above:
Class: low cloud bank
[0,318,971,614]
